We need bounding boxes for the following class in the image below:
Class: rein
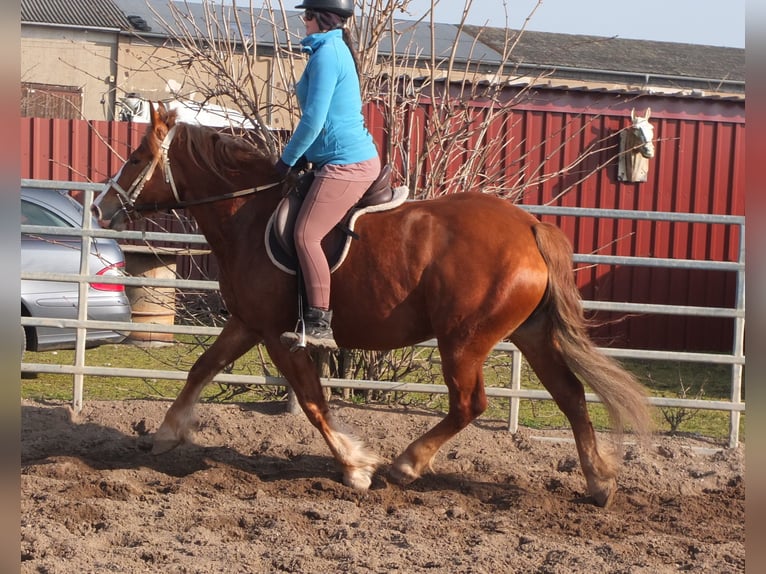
[105,122,282,213]
[133,181,282,212]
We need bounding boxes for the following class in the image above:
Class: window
[21,200,74,229]
[21,83,82,119]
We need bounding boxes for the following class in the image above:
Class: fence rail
[20,180,746,447]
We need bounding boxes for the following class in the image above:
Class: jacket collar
[301,28,343,55]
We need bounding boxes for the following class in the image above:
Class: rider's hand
[274,158,291,178]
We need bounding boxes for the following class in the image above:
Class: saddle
[265,164,409,274]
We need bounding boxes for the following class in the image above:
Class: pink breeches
[294,156,381,310]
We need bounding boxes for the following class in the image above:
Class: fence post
[728,222,746,448]
[72,188,101,413]
[285,349,331,414]
[286,387,301,414]
[508,349,522,433]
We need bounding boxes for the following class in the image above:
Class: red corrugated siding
[21,118,143,182]
[364,91,744,352]
[20,90,744,352]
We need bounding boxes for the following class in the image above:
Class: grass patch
[21,337,744,443]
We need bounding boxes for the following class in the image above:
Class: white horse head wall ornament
[618,108,654,183]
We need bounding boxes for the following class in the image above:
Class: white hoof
[343,466,373,491]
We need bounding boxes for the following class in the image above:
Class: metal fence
[20,179,746,447]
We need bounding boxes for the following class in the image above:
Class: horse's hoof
[389,457,419,486]
[591,479,617,508]
[151,425,183,454]
[151,438,182,455]
[343,467,373,491]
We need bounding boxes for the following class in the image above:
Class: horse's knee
[472,393,488,419]
[450,396,486,429]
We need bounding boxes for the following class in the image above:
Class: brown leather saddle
[265,164,407,274]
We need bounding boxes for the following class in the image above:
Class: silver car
[21,187,131,358]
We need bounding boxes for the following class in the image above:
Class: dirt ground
[21,398,744,573]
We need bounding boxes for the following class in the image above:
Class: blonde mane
[146,110,275,182]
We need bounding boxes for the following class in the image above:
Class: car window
[21,199,75,228]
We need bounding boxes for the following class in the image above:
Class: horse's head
[629,108,655,159]
[93,101,182,230]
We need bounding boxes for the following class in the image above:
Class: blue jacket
[280,29,378,168]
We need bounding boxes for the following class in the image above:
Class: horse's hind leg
[512,324,618,507]
[390,342,488,485]
[153,316,260,454]
[264,339,381,490]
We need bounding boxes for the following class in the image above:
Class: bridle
[106,124,182,208]
[99,123,281,215]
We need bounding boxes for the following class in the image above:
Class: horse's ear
[148,101,170,141]
[645,107,651,120]
[630,108,636,122]
[149,101,163,128]
[149,101,173,127]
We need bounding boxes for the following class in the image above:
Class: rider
[275,0,381,350]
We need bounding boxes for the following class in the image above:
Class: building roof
[375,20,505,63]
[22,0,744,96]
[21,0,130,30]
[465,26,744,94]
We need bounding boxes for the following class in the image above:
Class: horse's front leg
[264,338,381,490]
[153,316,261,454]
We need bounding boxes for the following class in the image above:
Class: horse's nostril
[91,204,102,221]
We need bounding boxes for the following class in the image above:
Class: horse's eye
[129,156,141,165]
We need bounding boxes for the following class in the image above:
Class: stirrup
[280,318,308,352]
[280,325,338,352]
[280,309,338,351]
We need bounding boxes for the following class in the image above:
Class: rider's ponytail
[314,11,360,76]
[341,27,361,76]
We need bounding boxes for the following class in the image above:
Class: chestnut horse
[94,102,650,507]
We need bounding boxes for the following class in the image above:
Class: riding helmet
[295,0,354,18]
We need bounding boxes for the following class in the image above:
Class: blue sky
[398,0,745,48]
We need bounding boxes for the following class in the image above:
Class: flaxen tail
[532,222,652,439]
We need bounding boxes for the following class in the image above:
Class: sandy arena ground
[21,398,744,573]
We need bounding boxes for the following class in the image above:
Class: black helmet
[295,0,354,18]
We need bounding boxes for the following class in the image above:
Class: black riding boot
[281,307,338,351]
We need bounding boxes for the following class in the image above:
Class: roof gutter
[512,62,745,90]
[22,21,122,33]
